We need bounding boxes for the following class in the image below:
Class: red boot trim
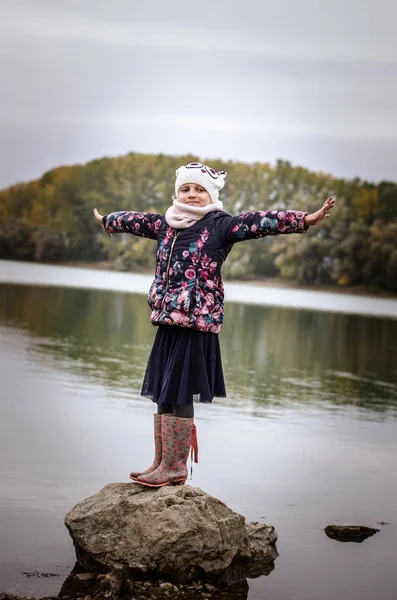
[189,423,199,480]
[191,424,198,463]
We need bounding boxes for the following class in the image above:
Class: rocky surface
[65,483,278,585]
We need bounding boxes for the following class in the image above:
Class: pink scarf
[165,199,223,229]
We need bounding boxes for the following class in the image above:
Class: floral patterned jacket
[103,209,308,333]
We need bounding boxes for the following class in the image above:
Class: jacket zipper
[160,230,180,314]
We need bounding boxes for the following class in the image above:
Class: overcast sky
[0,0,396,188]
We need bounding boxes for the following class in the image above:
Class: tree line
[0,152,396,291]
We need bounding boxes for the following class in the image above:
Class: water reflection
[59,561,253,600]
[0,283,396,417]
[1,281,397,600]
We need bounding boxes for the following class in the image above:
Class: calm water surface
[0,262,397,600]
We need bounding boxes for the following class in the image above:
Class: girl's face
[177,183,212,207]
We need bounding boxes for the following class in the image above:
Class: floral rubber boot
[134,415,198,488]
[129,414,162,480]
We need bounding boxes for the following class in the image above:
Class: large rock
[65,483,278,585]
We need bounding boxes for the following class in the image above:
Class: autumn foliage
[0,152,396,292]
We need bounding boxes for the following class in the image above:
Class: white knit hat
[175,162,227,203]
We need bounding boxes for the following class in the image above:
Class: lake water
[1,260,397,600]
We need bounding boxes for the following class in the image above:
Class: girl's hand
[93,208,112,236]
[304,197,336,227]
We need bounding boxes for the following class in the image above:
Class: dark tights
[157,403,194,418]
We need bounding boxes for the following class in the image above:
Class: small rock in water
[324,524,380,543]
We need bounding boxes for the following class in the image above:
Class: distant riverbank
[62,260,397,300]
[1,260,397,319]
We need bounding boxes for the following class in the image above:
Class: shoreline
[61,260,397,300]
[1,259,397,319]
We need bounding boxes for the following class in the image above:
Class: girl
[94,162,335,488]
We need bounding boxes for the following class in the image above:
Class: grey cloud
[2,0,397,65]
[1,115,396,189]
[0,0,396,187]
[2,40,394,136]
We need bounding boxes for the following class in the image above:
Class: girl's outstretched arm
[93,208,163,240]
[217,197,336,245]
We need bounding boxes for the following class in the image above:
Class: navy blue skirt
[141,325,226,406]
